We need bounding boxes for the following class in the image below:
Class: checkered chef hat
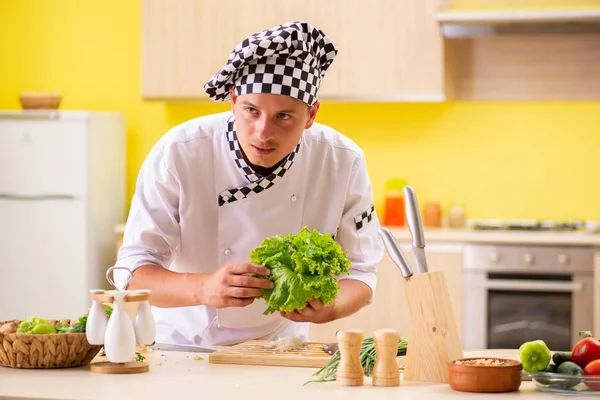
[203,21,338,106]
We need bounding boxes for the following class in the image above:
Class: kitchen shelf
[437,8,600,23]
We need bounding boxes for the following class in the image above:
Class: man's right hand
[200,263,274,308]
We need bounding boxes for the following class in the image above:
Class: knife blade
[403,186,429,274]
[411,247,428,275]
[151,343,216,353]
[322,342,339,355]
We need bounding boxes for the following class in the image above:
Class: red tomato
[572,338,600,368]
[583,359,600,390]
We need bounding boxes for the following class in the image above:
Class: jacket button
[291,195,297,203]
[224,248,232,256]
[222,195,230,202]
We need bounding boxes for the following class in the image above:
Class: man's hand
[280,279,372,324]
[200,263,274,309]
[280,299,336,324]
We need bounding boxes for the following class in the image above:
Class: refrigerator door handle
[0,194,76,200]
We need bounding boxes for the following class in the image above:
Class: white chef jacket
[116,111,383,346]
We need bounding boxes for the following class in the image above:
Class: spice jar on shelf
[383,178,408,226]
[424,202,442,227]
[448,203,466,228]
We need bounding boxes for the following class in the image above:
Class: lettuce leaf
[250,227,351,315]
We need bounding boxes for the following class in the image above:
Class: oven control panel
[463,244,594,273]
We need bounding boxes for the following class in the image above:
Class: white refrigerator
[0,111,126,321]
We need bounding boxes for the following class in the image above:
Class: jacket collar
[219,115,301,206]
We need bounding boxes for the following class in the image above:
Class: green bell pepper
[519,339,551,373]
[16,317,57,335]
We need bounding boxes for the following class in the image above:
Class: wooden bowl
[19,92,62,110]
[447,357,523,393]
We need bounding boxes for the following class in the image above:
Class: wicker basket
[0,320,102,369]
[19,92,62,110]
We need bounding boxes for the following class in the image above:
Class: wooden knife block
[402,270,464,383]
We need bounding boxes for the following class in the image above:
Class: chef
[116,21,384,346]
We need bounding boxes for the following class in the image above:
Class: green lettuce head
[250,227,352,315]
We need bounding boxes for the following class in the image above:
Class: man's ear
[304,101,320,129]
[230,88,237,109]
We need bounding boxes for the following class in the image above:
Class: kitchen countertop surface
[387,227,600,246]
[0,349,576,400]
[114,224,600,246]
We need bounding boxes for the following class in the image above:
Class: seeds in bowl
[454,358,519,366]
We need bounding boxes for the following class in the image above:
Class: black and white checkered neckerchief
[218,117,301,207]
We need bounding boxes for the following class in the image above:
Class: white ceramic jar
[103,291,137,363]
[85,290,108,345]
[134,290,156,345]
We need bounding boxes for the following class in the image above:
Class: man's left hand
[280,299,336,324]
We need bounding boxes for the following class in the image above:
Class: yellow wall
[2,0,600,221]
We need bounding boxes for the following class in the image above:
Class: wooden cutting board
[208,340,331,368]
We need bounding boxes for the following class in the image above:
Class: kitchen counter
[388,226,600,246]
[0,349,572,399]
[114,224,600,246]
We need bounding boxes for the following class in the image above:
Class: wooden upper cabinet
[439,0,600,100]
[444,35,600,101]
[141,0,446,101]
[141,0,297,99]
[142,1,600,101]
[278,0,446,101]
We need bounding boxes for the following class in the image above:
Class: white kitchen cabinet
[308,244,464,343]
[0,199,87,320]
[141,0,445,101]
[0,119,86,196]
[0,111,126,322]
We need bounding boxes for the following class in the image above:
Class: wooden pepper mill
[372,329,400,387]
[336,329,364,386]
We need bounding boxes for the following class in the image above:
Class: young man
[116,21,383,346]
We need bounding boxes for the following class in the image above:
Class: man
[116,21,383,346]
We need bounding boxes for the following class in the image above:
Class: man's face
[231,91,319,168]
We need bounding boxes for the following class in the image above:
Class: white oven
[462,243,594,352]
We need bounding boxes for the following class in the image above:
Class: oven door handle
[484,279,584,293]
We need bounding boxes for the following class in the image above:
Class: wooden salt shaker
[372,329,400,387]
[336,329,364,386]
